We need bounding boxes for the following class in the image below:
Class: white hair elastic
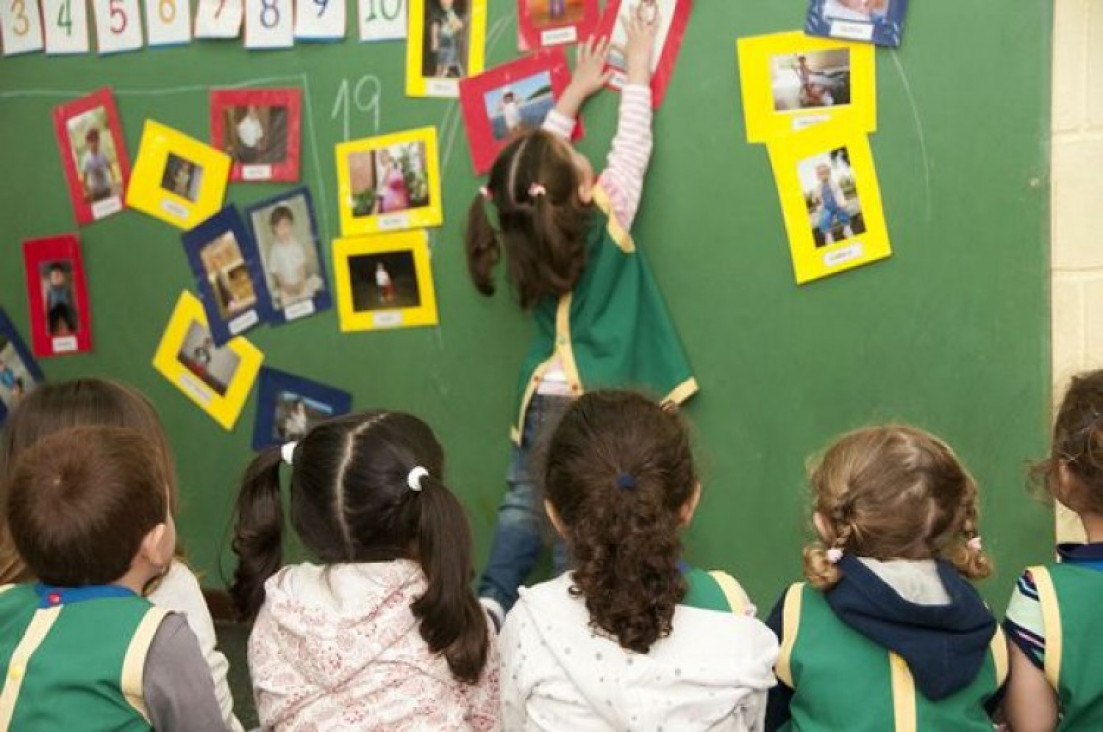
[281,441,298,466]
[407,466,429,492]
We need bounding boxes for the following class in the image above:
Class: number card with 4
[44,0,90,54]
[22,234,93,358]
[91,0,142,52]
[295,0,344,40]
[358,0,404,42]
[146,0,190,45]
[194,0,242,38]
[1,0,45,55]
[53,87,131,225]
[245,0,292,48]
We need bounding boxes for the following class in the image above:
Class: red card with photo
[517,0,599,51]
[22,234,93,357]
[459,48,584,174]
[210,88,302,183]
[53,88,131,226]
[595,0,693,108]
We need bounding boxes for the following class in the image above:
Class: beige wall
[1051,0,1101,542]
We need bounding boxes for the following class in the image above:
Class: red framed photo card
[459,48,583,174]
[517,0,599,51]
[0,308,45,425]
[210,88,302,183]
[595,0,692,108]
[22,234,93,357]
[53,87,130,226]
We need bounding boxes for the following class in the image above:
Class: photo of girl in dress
[770,49,851,111]
[161,154,203,202]
[223,105,289,165]
[347,142,432,218]
[799,147,866,248]
[422,0,469,78]
[175,320,241,397]
[349,251,420,311]
[483,71,555,141]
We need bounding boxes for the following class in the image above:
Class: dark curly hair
[543,390,697,653]
[1038,370,1103,516]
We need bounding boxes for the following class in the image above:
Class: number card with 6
[43,0,89,54]
[294,0,344,40]
[358,0,403,42]
[194,0,242,38]
[91,0,143,52]
[145,0,190,45]
[1,0,45,55]
[244,0,292,48]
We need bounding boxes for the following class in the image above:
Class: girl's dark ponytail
[410,473,488,684]
[465,192,501,297]
[229,447,285,622]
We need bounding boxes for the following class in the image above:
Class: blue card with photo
[0,308,45,425]
[252,366,353,450]
[182,206,274,347]
[805,0,907,48]
[243,187,332,325]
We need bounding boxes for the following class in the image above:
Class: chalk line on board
[890,50,932,223]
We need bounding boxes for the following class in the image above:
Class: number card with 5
[295,0,344,40]
[44,0,89,54]
[358,0,403,42]
[146,0,190,45]
[244,0,292,48]
[1,0,45,55]
[194,0,242,38]
[91,0,143,52]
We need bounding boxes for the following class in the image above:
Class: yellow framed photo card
[335,127,443,237]
[406,0,488,98]
[737,31,875,144]
[152,291,263,430]
[126,120,232,229]
[768,126,890,285]
[334,230,439,331]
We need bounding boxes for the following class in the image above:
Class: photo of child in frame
[348,251,421,311]
[161,154,204,202]
[40,261,79,337]
[0,340,36,410]
[198,231,258,320]
[273,391,334,441]
[222,105,289,165]
[249,193,325,312]
[607,0,673,74]
[799,147,866,248]
[176,320,241,397]
[823,0,890,22]
[525,0,585,28]
[770,50,851,111]
[347,142,432,218]
[66,107,122,204]
[422,0,469,78]
[483,71,555,141]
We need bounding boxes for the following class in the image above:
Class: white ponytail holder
[281,441,298,466]
[407,466,429,492]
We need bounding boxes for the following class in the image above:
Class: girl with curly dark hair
[499,390,777,730]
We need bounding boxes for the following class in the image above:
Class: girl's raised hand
[623,8,660,85]
[555,36,613,118]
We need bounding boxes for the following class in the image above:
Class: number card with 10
[358,0,404,42]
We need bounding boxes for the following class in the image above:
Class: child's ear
[544,499,567,538]
[578,181,594,204]
[678,482,702,527]
[139,523,171,568]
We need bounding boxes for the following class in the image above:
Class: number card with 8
[244,0,292,48]
[1,0,45,55]
[294,0,344,40]
[43,0,89,54]
[145,0,190,45]
[358,0,403,42]
[91,0,143,53]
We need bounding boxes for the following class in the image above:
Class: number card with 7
[294,0,344,40]
[1,0,45,55]
[145,0,190,45]
[244,0,292,48]
[194,0,242,38]
[358,0,403,42]
[44,0,89,54]
[91,0,143,53]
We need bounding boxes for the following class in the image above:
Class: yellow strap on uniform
[775,582,804,687]
[591,185,635,253]
[989,624,1009,686]
[708,570,748,616]
[0,605,62,729]
[889,652,918,732]
[1028,565,1062,689]
[121,606,171,723]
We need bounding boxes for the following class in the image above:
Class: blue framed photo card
[805,0,908,48]
[0,308,45,424]
[252,366,352,450]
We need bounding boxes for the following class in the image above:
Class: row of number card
[0,0,405,54]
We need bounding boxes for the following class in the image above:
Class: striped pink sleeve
[597,84,653,231]
[542,109,576,141]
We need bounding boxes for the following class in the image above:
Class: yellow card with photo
[333,231,439,331]
[406,0,487,98]
[335,127,444,237]
[152,291,264,430]
[767,126,890,284]
[737,31,875,144]
[127,120,232,229]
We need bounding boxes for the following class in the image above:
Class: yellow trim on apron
[0,605,62,729]
[708,570,748,616]
[775,582,804,687]
[1029,565,1062,689]
[121,606,170,723]
[889,652,918,732]
[591,185,635,253]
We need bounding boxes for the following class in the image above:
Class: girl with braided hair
[765,425,1004,731]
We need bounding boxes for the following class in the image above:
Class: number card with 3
[1,0,45,55]
[145,0,190,45]
[91,0,142,52]
[358,0,403,42]
[244,0,292,48]
[194,0,242,38]
[44,0,89,54]
[294,0,344,40]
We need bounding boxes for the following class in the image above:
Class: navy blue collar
[1057,542,1103,561]
[34,583,137,609]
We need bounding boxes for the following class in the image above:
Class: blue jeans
[478,395,570,613]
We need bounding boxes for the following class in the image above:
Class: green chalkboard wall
[0,0,1054,609]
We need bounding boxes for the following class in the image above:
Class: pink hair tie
[528,182,547,198]
[966,536,983,552]
[478,185,492,200]
[826,548,844,564]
